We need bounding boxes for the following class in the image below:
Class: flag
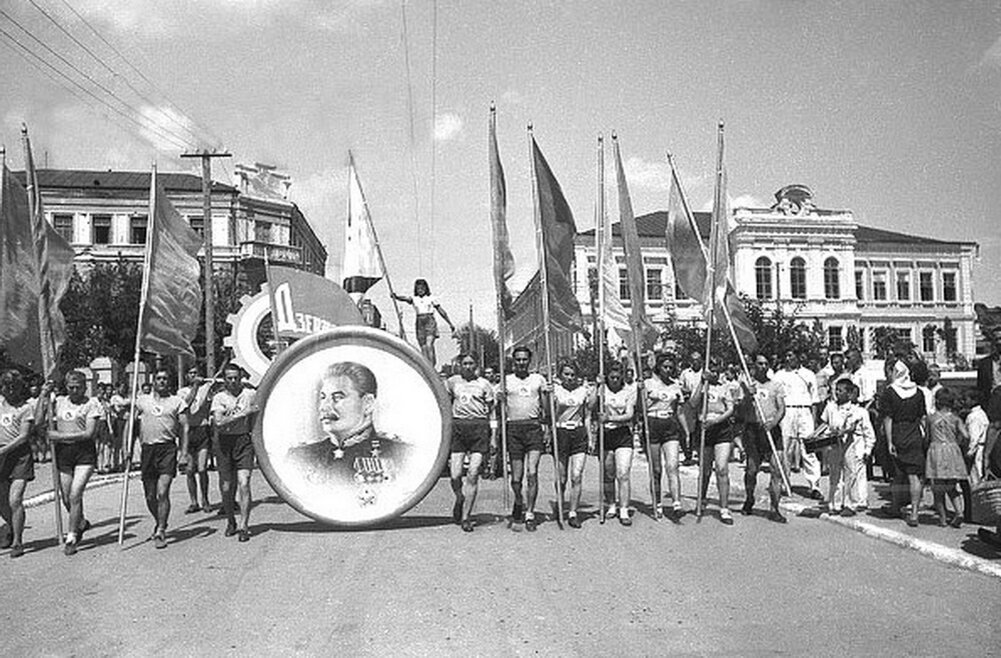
[138,166,203,357]
[0,132,74,375]
[531,137,582,330]
[612,137,658,344]
[343,154,383,299]
[266,265,364,339]
[598,197,629,337]
[665,155,757,355]
[489,107,515,318]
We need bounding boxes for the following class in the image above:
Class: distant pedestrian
[0,370,36,558]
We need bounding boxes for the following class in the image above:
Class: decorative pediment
[772,184,815,216]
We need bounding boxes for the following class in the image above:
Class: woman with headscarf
[880,358,927,527]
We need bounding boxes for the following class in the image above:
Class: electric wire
[0,9,195,149]
[429,0,437,281]
[25,0,204,146]
[400,0,423,275]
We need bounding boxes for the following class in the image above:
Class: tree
[453,323,500,369]
[871,325,913,360]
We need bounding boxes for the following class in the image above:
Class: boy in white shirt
[821,380,875,516]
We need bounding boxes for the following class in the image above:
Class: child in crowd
[924,388,970,527]
[821,379,875,516]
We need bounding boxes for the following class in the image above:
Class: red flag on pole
[530,137,582,330]
[489,106,515,318]
[138,166,203,357]
[0,132,74,376]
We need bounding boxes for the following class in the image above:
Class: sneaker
[949,516,963,529]
[238,529,251,542]
[719,509,734,525]
[808,489,824,501]
[185,504,200,514]
[77,519,91,542]
[154,533,167,549]
[9,544,24,559]
[619,514,632,527]
[64,539,78,556]
[567,515,582,529]
[840,508,856,518]
[512,503,524,523]
[525,516,537,532]
[605,505,618,520]
[224,523,238,537]
[740,499,755,516]
[671,503,683,519]
[461,520,474,533]
[766,510,787,524]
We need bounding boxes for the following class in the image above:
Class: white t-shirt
[553,383,591,428]
[505,373,546,422]
[412,294,438,315]
[772,367,818,407]
[603,383,637,429]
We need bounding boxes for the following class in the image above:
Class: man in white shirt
[772,351,823,500]
[501,346,548,531]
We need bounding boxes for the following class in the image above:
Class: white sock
[66,532,77,543]
[524,511,535,520]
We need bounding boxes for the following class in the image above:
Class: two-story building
[563,184,978,363]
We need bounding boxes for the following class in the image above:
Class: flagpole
[117,164,158,546]
[489,105,510,513]
[22,126,64,546]
[696,123,726,521]
[612,134,659,520]
[595,134,607,523]
[348,151,408,341]
[528,125,565,529]
[668,152,791,497]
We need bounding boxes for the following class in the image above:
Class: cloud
[137,105,204,152]
[434,112,464,141]
[620,155,671,191]
[730,193,768,208]
[500,89,526,107]
[287,166,345,273]
[979,34,1001,70]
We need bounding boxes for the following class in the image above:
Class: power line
[0,9,195,150]
[25,0,204,146]
[0,25,189,151]
[429,0,437,281]
[54,0,223,149]
[400,0,423,275]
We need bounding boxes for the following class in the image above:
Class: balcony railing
[238,241,302,265]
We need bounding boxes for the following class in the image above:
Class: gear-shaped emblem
[224,285,274,386]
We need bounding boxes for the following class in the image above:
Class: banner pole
[595,134,607,524]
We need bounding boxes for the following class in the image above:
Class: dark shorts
[506,422,544,459]
[0,443,35,482]
[141,442,178,479]
[55,440,97,473]
[556,426,588,458]
[702,422,732,447]
[603,426,633,451]
[416,314,438,344]
[648,416,683,444]
[451,419,490,454]
[745,424,783,460]
[187,425,211,454]
[217,433,255,473]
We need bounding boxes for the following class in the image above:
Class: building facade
[17,166,327,278]
[570,185,978,363]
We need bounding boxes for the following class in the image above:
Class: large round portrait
[252,327,451,526]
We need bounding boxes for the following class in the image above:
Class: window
[922,326,936,353]
[755,256,772,300]
[855,271,865,300]
[619,269,630,300]
[675,282,686,301]
[824,257,840,299]
[130,215,147,245]
[91,214,111,245]
[828,326,843,351]
[645,268,662,302]
[896,272,910,301]
[872,271,887,301]
[189,215,205,237]
[896,328,912,345]
[942,272,957,301]
[789,257,806,299]
[254,220,272,243]
[919,272,933,301]
[53,214,74,243]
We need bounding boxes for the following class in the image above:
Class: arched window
[790,257,806,299]
[824,257,840,299]
[755,256,772,300]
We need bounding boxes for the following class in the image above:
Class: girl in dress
[924,388,970,528]
[393,279,455,368]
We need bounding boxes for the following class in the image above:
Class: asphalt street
[3,456,1000,656]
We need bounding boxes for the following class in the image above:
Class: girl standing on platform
[924,388,970,528]
[393,279,455,368]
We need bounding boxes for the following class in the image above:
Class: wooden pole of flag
[527,125,565,529]
[22,127,64,546]
[595,134,607,523]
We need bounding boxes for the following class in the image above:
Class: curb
[23,471,142,510]
[778,499,1001,580]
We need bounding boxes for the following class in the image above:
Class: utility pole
[181,150,231,377]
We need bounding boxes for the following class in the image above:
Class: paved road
[4,457,1000,656]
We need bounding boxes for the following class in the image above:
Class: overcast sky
[3,0,999,354]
